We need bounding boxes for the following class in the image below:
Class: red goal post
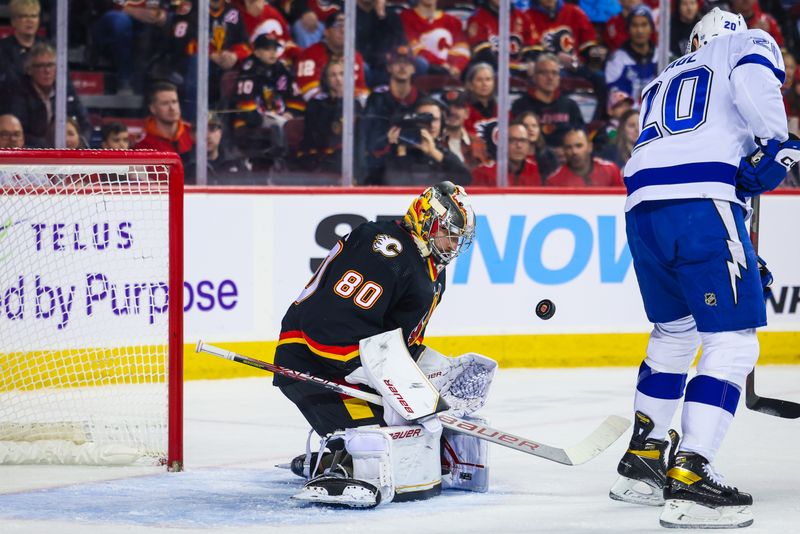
[0,150,184,471]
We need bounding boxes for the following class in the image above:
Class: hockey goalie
[271,182,497,507]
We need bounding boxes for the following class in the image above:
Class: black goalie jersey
[273,220,445,386]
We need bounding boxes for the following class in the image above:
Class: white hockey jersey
[623,29,787,211]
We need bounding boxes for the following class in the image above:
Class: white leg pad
[441,415,489,492]
[345,424,442,503]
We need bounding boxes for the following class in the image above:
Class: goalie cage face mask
[403,181,476,266]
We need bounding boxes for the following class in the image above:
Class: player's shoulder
[352,221,415,261]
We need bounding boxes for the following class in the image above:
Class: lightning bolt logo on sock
[713,200,747,305]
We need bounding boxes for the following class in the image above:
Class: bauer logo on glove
[737,134,800,196]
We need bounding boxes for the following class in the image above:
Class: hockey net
[0,150,184,470]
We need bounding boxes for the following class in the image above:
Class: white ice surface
[1,366,799,533]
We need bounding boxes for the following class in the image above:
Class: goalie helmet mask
[403,181,476,266]
[686,7,745,54]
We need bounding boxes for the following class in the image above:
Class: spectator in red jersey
[472,122,542,186]
[731,0,784,46]
[546,128,623,187]
[603,0,642,52]
[517,110,559,180]
[464,63,497,137]
[466,0,537,78]
[671,0,703,58]
[100,122,131,150]
[0,114,26,149]
[356,0,407,88]
[528,0,598,68]
[135,82,194,168]
[400,0,470,78]
[294,10,368,106]
[441,88,479,170]
[782,48,800,136]
[235,0,300,67]
[510,53,585,148]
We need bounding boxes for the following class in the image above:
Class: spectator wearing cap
[517,110,559,180]
[472,121,542,186]
[356,0,407,88]
[399,0,470,78]
[671,0,703,58]
[100,122,130,150]
[186,114,244,183]
[233,34,297,167]
[731,0,784,47]
[464,63,498,137]
[510,53,585,148]
[603,0,644,53]
[363,44,421,179]
[592,88,634,153]
[365,97,471,185]
[290,0,342,48]
[441,89,479,169]
[237,0,300,67]
[135,81,194,167]
[294,9,368,106]
[547,128,623,187]
[605,5,658,107]
[0,114,26,149]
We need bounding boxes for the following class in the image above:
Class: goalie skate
[609,412,677,506]
[659,451,753,529]
[291,475,381,509]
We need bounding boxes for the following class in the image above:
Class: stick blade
[563,415,631,466]
[745,370,800,418]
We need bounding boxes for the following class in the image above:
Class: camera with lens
[390,112,434,145]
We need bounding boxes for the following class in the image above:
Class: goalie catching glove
[415,346,497,417]
[736,134,800,197]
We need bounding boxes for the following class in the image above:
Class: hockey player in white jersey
[608,7,800,529]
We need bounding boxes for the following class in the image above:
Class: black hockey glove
[757,255,773,301]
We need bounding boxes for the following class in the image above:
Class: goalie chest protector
[275,220,446,381]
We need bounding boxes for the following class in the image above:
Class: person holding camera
[364,97,471,186]
[363,45,421,180]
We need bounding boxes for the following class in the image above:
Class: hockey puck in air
[535,299,555,320]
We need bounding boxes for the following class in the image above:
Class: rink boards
[179,188,800,378]
[3,189,798,381]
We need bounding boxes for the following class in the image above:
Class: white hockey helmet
[686,7,746,54]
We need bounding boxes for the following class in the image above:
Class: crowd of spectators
[0,0,799,188]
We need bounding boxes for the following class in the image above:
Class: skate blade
[291,483,379,509]
[274,462,292,470]
[659,499,754,529]
[609,476,664,506]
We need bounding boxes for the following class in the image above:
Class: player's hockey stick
[744,196,800,418]
[196,341,630,465]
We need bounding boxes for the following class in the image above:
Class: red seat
[70,71,106,96]
[413,74,462,94]
[284,118,305,152]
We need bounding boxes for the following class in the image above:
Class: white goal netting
[0,158,181,467]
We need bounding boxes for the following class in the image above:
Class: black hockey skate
[609,411,677,506]
[291,475,381,508]
[660,451,753,529]
[288,449,352,479]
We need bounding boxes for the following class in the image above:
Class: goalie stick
[196,341,630,465]
[744,196,800,419]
